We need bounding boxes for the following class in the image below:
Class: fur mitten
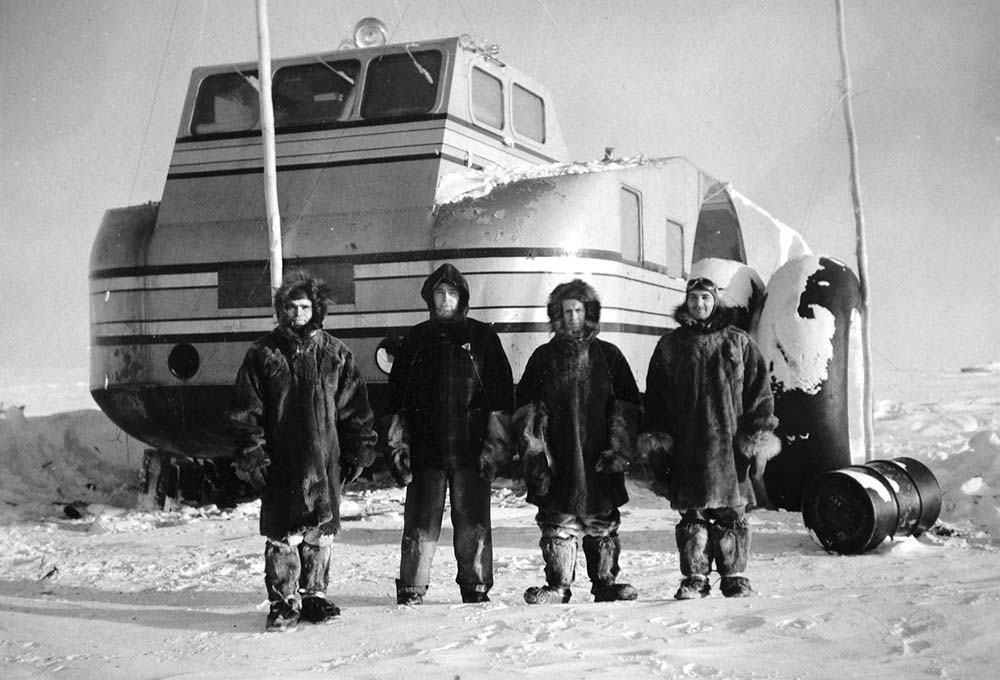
[479,411,513,482]
[234,445,270,492]
[385,413,413,487]
[638,432,674,497]
[514,403,554,497]
[735,430,781,480]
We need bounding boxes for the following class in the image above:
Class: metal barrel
[801,457,941,554]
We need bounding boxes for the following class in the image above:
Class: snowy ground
[1,368,999,679]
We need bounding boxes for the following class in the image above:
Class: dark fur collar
[551,324,599,351]
[673,302,734,334]
[273,324,321,352]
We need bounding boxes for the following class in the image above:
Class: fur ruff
[547,279,601,338]
[672,301,734,334]
[272,269,333,332]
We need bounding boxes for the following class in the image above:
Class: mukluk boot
[524,536,576,604]
[264,541,302,632]
[674,516,713,600]
[583,535,638,602]
[299,542,341,623]
[710,517,754,598]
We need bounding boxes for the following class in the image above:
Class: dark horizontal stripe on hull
[172,113,560,164]
[92,302,673,326]
[92,321,670,346]
[89,285,217,296]
[167,151,452,180]
[91,247,663,280]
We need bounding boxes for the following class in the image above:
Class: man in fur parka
[384,263,514,605]
[641,277,780,600]
[514,279,642,604]
[229,270,378,631]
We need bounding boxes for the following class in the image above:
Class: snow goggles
[685,277,718,293]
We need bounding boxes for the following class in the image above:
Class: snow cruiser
[90,19,855,506]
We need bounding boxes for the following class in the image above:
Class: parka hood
[420,263,470,319]
[272,270,332,333]
[547,279,601,340]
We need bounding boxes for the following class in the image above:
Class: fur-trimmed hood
[672,301,735,334]
[547,279,601,339]
[420,263,470,320]
[272,270,332,333]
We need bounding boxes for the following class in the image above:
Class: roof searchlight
[353,17,388,48]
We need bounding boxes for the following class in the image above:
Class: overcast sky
[2,0,998,387]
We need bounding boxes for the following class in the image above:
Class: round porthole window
[168,343,200,380]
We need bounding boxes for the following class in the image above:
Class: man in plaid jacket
[384,263,514,605]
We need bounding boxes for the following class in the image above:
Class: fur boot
[674,516,713,599]
[674,575,711,600]
[676,516,713,577]
[524,536,576,604]
[710,517,754,597]
[583,535,638,602]
[298,543,340,622]
[264,541,301,631]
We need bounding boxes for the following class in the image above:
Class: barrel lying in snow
[801,457,942,554]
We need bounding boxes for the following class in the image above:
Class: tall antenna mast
[835,0,874,460]
[255,0,283,293]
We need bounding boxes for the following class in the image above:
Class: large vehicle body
[90,26,809,461]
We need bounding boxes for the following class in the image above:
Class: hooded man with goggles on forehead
[641,276,780,600]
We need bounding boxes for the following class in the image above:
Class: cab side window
[362,50,443,120]
[192,72,259,135]
[512,84,545,142]
[471,67,504,130]
[273,60,360,128]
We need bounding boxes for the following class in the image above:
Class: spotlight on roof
[353,17,388,48]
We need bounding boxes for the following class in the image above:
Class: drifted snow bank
[0,406,140,519]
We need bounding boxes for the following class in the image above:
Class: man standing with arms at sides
[514,279,642,604]
[229,270,378,631]
[641,277,779,600]
[384,263,514,605]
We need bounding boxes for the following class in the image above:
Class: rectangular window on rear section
[512,84,545,142]
[218,263,356,309]
[471,67,504,130]
[620,186,642,263]
[191,72,260,135]
[667,219,685,278]
[361,50,442,120]
[273,60,361,128]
